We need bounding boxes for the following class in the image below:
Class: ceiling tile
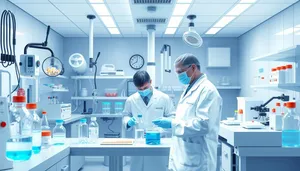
[108,4,132,15]
[189,4,234,15]
[52,27,85,35]
[44,22,77,28]
[182,15,221,23]
[75,21,105,28]
[54,4,94,16]
[62,33,87,37]
[257,0,298,3]
[114,16,134,23]
[218,27,250,35]
[117,22,134,27]
[176,27,208,35]
[193,0,238,3]
[227,15,271,27]
[120,27,136,34]
[105,0,130,3]
[243,3,292,15]
[49,0,87,3]
[81,27,109,34]
[14,4,62,15]
[9,0,49,3]
[34,15,70,23]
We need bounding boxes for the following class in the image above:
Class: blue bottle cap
[80,118,87,123]
[56,119,64,124]
[137,114,142,118]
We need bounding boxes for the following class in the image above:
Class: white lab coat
[123,89,174,171]
[169,74,222,171]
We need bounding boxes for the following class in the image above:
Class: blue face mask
[138,88,152,97]
[177,71,191,85]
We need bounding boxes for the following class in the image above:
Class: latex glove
[152,117,172,128]
[127,117,137,127]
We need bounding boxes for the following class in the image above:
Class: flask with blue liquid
[282,102,300,147]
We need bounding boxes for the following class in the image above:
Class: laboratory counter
[219,123,300,171]
[48,115,85,125]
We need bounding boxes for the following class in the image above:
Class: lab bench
[218,124,300,171]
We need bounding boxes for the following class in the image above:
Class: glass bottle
[282,102,300,147]
[41,111,51,147]
[79,118,88,144]
[52,120,66,145]
[26,103,41,154]
[135,114,145,143]
[88,117,99,143]
[6,96,33,161]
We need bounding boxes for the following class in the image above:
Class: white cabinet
[46,165,57,171]
[221,143,233,171]
[46,156,69,171]
[207,47,231,67]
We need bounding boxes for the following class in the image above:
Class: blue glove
[127,117,137,127]
[152,117,172,128]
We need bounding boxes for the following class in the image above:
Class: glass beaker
[145,127,161,145]
[114,102,124,114]
[102,102,111,114]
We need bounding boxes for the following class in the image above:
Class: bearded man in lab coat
[153,53,223,171]
[123,70,175,171]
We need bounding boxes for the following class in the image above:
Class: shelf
[250,83,300,92]
[251,45,300,62]
[71,96,128,100]
[71,75,133,80]
[77,114,123,118]
[40,75,69,79]
[216,86,241,90]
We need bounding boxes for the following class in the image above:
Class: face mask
[138,88,152,97]
[177,71,191,85]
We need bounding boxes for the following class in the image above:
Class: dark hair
[133,70,151,87]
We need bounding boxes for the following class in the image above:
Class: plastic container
[277,66,285,84]
[135,114,145,143]
[286,64,295,83]
[41,111,51,147]
[102,102,111,114]
[114,102,124,114]
[88,117,99,144]
[145,126,161,145]
[105,88,118,97]
[269,68,277,84]
[26,103,41,154]
[52,120,66,145]
[270,108,282,131]
[81,88,88,97]
[282,102,300,147]
[6,96,33,161]
[237,109,243,122]
[79,118,89,144]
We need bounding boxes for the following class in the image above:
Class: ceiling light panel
[168,16,183,27]
[89,0,104,3]
[91,4,110,15]
[100,16,117,27]
[239,0,256,3]
[177,0,193,3]
[213,16,236,27]
[108,28,120,34]
[172,4,190,16]
[206,27,221,34]
[226,4,252,16]
[165,28,177,34]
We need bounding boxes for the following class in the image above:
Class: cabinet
[46,156,69,171]
[221,143,233,171]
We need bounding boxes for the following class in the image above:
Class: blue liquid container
[146,131,160,145]
[52,120,66,146]
[6,136,32,161]
[282,130,300,147]
[282,102,300,147]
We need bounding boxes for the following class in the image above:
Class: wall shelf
[71,96,128,100]
[71,76,132,80]
[250,83,300,92]
[251,45,300,62]
[216,86,241,90]
[40,75,69,79]
[77,114,123,118]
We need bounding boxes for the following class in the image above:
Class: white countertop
[219,123,281,147]
[48,114,85,124]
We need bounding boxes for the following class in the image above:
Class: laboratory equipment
[41,111,51,147]
[26,103,41,154]
[40,103,71,120]
[105,88,118,97]
[79,118,88,144]
[116,70,125,76]
[183,15,203,48]
[251,94,289,125]
[52,119,66,145]
[88,117,99,143]
[269,108,282,131]
[237,109,243,122]
[282,102,300,147]
[145,127,161,145]
[219,76,231,86]
[19,55,40,77]
[6,96,33,161]
[102,102,111,114]
[286,64,295,83]
[276,66,285,84]
[237,97,263,122]
[100,64,117,76]
[68,53,87,74]
[240,121,265,129]
[0,97,13,170]
[269,68,277,84]
[135,114,145,143]
[81,88,88,97]
[42,56,64,77]
[222,119,241,125]
[114,102,124,114]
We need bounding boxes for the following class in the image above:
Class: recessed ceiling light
[172,4,190,16]
[91,4,110,16]
[165,28,177,34]
[177,0,193,3]
[226,4,252,16]
[108,28,120,34]
[213,16,236,27]
[239,0,256,3]
[168,16,183,27]
[89,0,104,3]
[100,16,116,27]
[205,27,221,35]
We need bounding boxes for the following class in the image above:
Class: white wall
[0,0,64,99]
[239,1,300,102]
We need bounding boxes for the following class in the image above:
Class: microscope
[250,94,289,126]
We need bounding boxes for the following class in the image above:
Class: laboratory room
[2,0,300,171]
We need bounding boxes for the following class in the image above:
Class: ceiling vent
[132,0,172,4]
[136,18,166,24]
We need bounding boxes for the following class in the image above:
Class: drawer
[57,156,70,171]
[46,164,57,171]
[221,143,233,171]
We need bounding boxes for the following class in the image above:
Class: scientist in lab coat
[123,70,174,171]
[153,53,223,171]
